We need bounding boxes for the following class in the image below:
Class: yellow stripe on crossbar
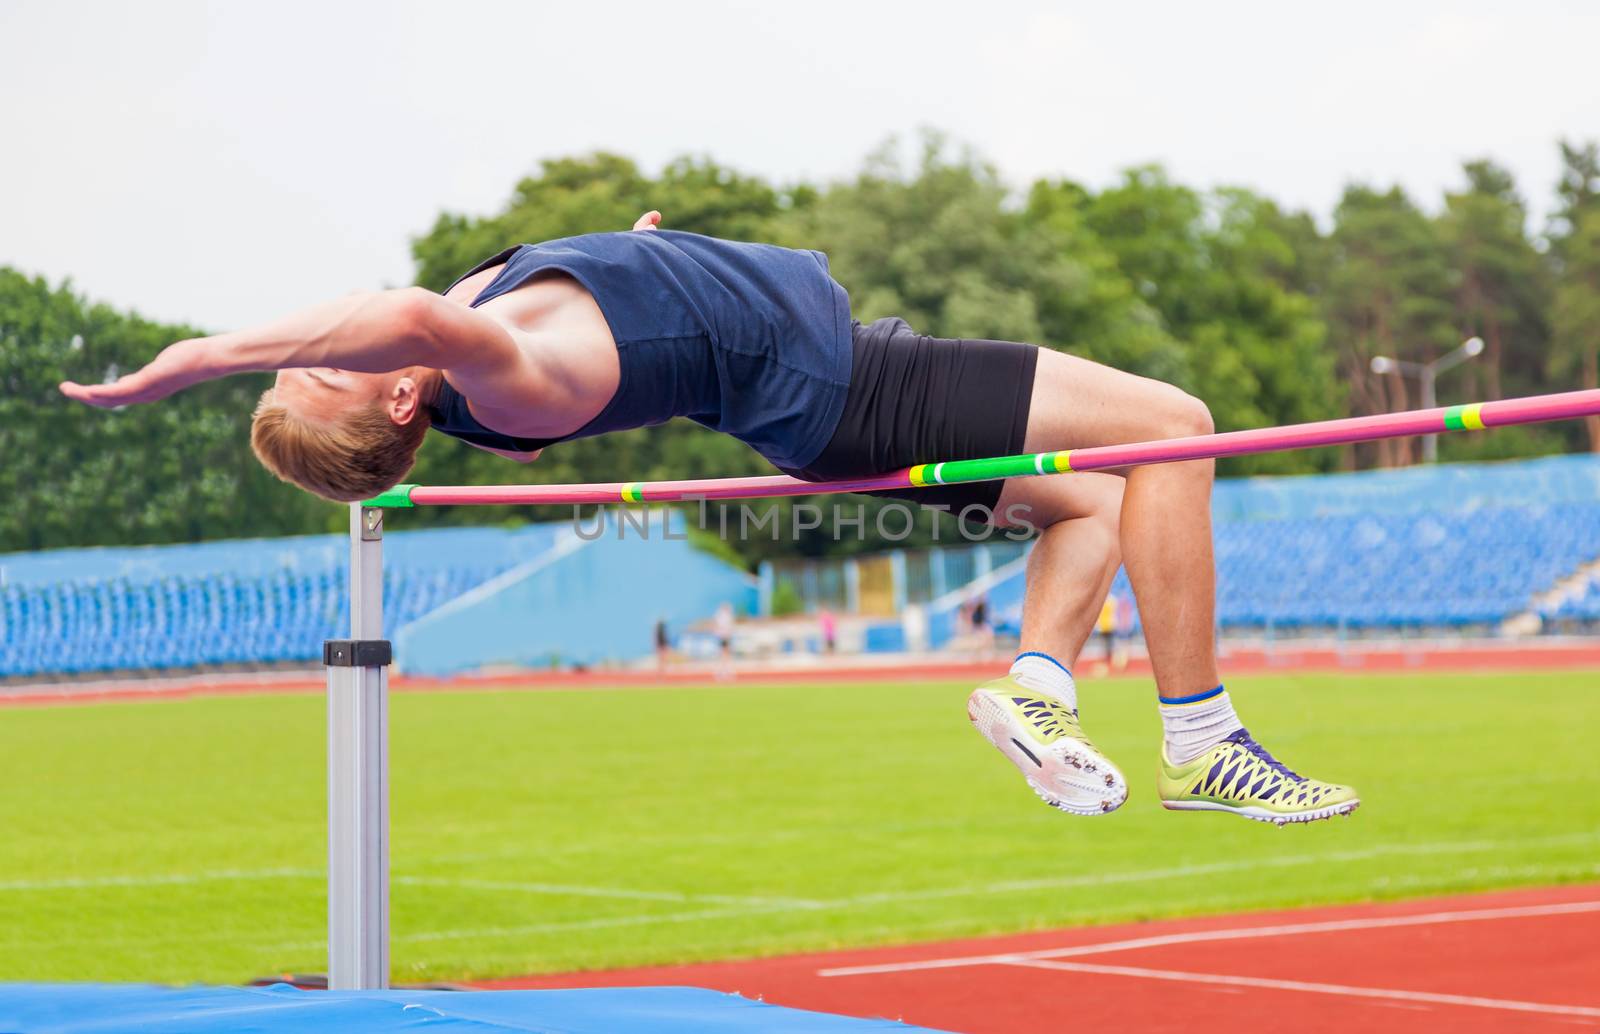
[621,483,643,502]
[1460,403,1485,430]
[1052,451,1073,472]
[909,464,932,487]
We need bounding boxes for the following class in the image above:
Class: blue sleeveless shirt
[427,230,853,470]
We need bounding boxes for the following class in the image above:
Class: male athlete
[61,212,1357,824]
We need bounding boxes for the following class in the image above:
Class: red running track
[486,883,1600,1033]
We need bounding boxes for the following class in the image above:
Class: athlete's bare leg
[997,349,1220,697]
[994,472,1123,670]
[969,462,1129,815]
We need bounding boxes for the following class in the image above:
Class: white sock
[1010,652,1076,712]
[1160,686,1243,764]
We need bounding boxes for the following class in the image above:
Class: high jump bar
[366,388,1600,508]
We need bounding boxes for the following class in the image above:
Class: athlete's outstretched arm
[60,287,527,409]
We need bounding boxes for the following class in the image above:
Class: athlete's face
[272,367,422,425]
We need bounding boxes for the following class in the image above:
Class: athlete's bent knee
[1160,389,1214,439]
[1090,483,1124,538]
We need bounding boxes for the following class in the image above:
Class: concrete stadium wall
[394,511,755,675]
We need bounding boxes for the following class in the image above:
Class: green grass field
[2,670,1597,985]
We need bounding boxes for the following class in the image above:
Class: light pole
[1370,337,1485,462]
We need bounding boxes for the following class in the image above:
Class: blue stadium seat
[0,525,563,678]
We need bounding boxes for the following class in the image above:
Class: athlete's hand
[59,339,216,408]
[631,210,661,231]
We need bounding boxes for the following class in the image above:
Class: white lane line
[0,869,812,908]
[394,875,823,909]
[0,838,1399,896]
[817,899,1600,977]
[383,852,1578,947]
[10,831,1600,891]
[1373,862,1596,891]
[1002,958,1600,1021]
[395,904,770,944]
[828,833,1600,910]
[9,831,1600,956]
[253,902,788,954]
[0,867,812,908]
[0,867,321,891]
[367,860,1600,951]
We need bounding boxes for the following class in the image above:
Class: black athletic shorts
[783,317,1039,518]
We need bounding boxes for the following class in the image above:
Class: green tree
[1192,189,1341,473]
[1324,185,1457,467]
[0,270,334,553]
[776,134,1060,343]
[1045,169,1338,473]
[1438,160,1549,401]
[1023,177,1187,386]
[1548,141,1600,451]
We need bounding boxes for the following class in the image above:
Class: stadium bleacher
[1212,503,1600,630]
[0,527,561,679]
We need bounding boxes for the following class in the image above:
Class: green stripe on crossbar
[1442,404,1487,431]
[933,453,1060,484]
[363,484,417,508]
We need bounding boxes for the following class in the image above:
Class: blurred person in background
[654,616,671,674]
[713,601,735,681]
[969,594,994,657]
[1086,592,1117,676]
[1113,593,1135,672]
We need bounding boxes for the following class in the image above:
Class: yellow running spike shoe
[1159,728,1359,825]
[968,676,1128,816]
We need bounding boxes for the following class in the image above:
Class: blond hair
[251,389,430,503]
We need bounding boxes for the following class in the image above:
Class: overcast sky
[2,0,1597,331]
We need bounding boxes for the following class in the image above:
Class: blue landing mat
[0,983,950,1033]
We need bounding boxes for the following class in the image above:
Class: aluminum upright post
[324,502,390,989]
[1419,368,1438,463]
